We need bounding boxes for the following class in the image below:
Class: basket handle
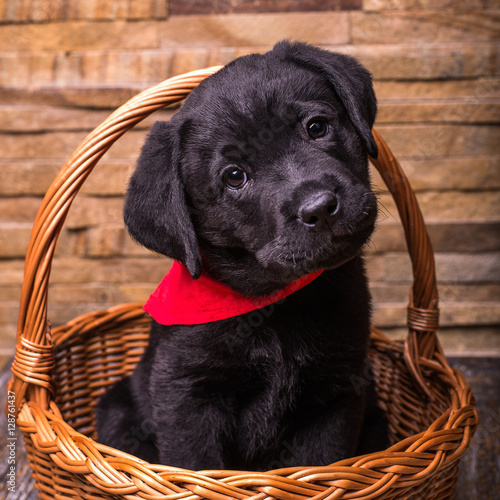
[8,67,439,415]
[369,130,440,398]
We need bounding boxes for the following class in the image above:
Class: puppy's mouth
[255,220,375,281]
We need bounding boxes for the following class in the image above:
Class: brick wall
[0,0,499,356]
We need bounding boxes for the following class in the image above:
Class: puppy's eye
[307,118,329,139]
[224,167,248,190]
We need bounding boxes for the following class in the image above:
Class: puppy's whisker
[376,201,392,222]
[364,238,377,252]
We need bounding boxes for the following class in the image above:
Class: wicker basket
[7,67,478,500]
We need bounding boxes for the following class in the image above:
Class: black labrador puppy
[96,40,387,470]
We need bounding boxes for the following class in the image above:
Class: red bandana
[144,261,323,325]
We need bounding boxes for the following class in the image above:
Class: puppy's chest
[228,327,343,411]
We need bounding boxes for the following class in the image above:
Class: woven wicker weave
[7,67,478,500]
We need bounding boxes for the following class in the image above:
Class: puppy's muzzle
[298,191,339,231]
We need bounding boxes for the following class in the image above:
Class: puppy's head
[125,41,378,296]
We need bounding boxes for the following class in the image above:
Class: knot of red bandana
[144,261,323,325]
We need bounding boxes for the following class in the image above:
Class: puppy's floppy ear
[274,41,378,159]
[124,120,202,279]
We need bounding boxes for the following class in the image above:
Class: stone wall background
[0,0,499,356]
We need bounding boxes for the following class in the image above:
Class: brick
[40,85,150,109]
[0,222,32,258]
[2,0,63,22]
[0,198,42,223]
[0,161,58,196]
[207,47,238,68]
[128,0,156,20]
[79,51,107,83]
[374,124,498,157]
[440,302,500,327]
[377,100,500,124]
[370,283,409,303]
[74,0,112,20]
[0,84,179,111]
[436,327,500,357]
[374,78,500,101]
[170,50,211,79]
[101,130,146,159]
[362,0,500,11]
[0,324,17,352]
[1,129,145,160]
[2,131,88,159]
[370,221,500,254]
[364,255,386,282]
[337,43,498,80]
[119,283,159,302]
[152,0,169,19]
[31,51,60,85]
[30,0,66,22]
[372,302,500,328]
[102,50,173,85]
[370,282,500,303]
[54,228,86,258]
[0,160,140,213]
[352,12,500,44]
[0,260,24,285]
[0,302,19,325]
[46,282,155,306]
[0,284,22,302]
[0,21,160,51]
[81,163,132,196]
[372,303,406,327]
[377,191,500,222]
[48,256,169,284]
[427,222,500,254]
[170,0,361,15]
[159,12,350,48]
[64,197,124,229]
[132,50,172,84]
[378,253,412,282]
[122,233,155,257]
[0,355,11,368]
[367,221,406,253]
[53,51,84,86]
[438,283,500,303]
[437,253,500,284]
[0,52,31,87]
[371,156,500,191]
[0,105,109,133]
[417,192,500,221]
[382,252,500,283]
[353,325,500,357]
[47,282,150,305]
[87,0,168,20]
[84,224,125,257]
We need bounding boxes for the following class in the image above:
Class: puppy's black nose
[298,191,339,230]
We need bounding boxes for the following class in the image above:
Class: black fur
[96,41,387,470]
